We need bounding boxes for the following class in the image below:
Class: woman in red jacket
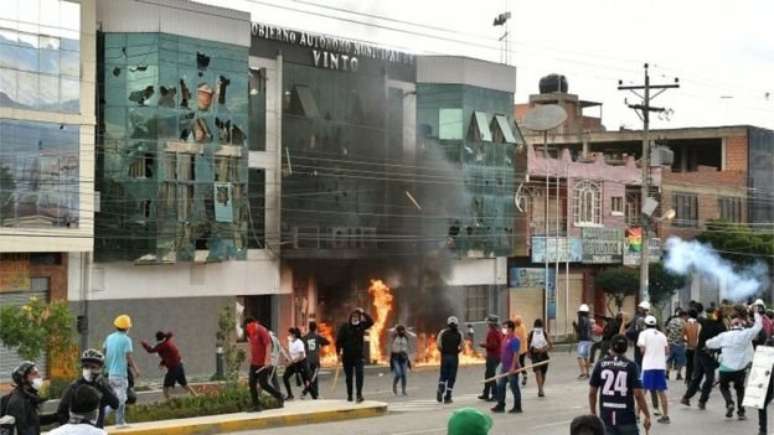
[141,331,197,400]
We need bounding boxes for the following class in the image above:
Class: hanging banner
[582,228,623,264]
[531,236,582,263]
[214,182,234,223]
[509,267,556,320]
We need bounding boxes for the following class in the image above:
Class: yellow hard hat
[114,314,132,330]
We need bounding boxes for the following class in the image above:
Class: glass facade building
[0,0,81,113]
[417,83,521,257]
[96,32,250,262]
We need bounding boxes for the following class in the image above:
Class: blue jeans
[667,343,687,368]
[392,359,408,392]
[496,372,521,409]
[438,354,459,399]
[107,376,128,425]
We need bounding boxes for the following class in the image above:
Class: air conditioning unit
[650,145,674,167]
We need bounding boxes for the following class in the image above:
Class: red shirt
[141,333,182,368]
[485,328,504,359]
[245,321,270,366]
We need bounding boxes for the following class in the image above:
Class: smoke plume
[664,236,770,302]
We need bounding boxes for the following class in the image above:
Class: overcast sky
[201,0,774,130]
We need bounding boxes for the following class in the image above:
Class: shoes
[393,384,398,396]
[401,390,407,396]
[356,396,365,403]
[676,374,683,381]
[680,397,690,407]
[698,401,706,411]
[654,408,661,416]
[737,413,746,421]
[284,394,294,401]
[508,407,523,414]
[491,405,505,413]
[521,377,527,386]
[478,394,490,401]
[657,416,671,424]
[347,396,353,402]
[444,397,454,404]
[436,391,443,403]
[538,391,545,398]
[726,403,735,418]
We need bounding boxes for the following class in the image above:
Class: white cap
[754,299,765,307]
[447,316,459,325]
[644,315,657,326]
[638,301,651,311]
[578,304,590,313]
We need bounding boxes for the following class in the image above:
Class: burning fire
[368,279,394,363]
[414,332,483,366]
[317,322,338,366]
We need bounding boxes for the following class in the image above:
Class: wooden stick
[330,363,342,393]
[480,360,551,383]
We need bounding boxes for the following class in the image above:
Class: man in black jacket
[56,349,119,428]
[336,308,374,403]
[437,316,463,404]
[3,362,57,435]
[302,321,330,400]
[681,306,727,409]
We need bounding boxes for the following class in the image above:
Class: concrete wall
[447,257,508,286]
[417,56,516,94]
[74,295,233,378]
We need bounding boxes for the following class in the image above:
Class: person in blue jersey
[589,335,651,435]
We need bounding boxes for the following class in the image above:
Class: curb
[105,401,388,435]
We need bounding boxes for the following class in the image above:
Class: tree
[596,267,639,314]
[214,305,245,386]
[0,296,75,362]
[697,220,774,265]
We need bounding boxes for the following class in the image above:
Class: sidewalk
[103,400,387,435]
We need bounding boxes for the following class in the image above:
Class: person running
[665,309,688,381]
[436,316,463,404]
[478,315,503,402]
[637,315,670,424]
[589,335,652,435]
[681,306,726,409]
[389,325,415,396]
[528,318,552,397]
[574,304,593,379]
[513,316,529,386]
[490,320,522,414]
[2,362,58,435]
[56,350,118,428]
[282,327,310,400]
[336,308,374,403]
[683,309,701,385]
[706,309,762,420]
[49,385,107,435]
[301,321,329,400]
[102,315,139,427]
[140,331,196,400]
[244,317,284,411]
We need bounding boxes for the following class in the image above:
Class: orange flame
[368,279,394,363]
[317,322,338,366]
[414,331,483,366]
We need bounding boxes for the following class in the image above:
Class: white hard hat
[754,299,765,307]
[447,316,459,325]
[644,315,657,326]
[638,301,651,311]
[578,304,590,313]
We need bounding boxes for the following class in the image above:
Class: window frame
[672,192,699,227]
[573,180,602,227]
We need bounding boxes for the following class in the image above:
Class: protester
[706,309,762,420]
[244,317,284,411]
[573,304,593,379]
[681,306,726,409]
[2,362,58,435]
[637,315,670,423]
[490,320,522,413]
[683,309,701,385]
[447,407,492,435]
[48,385,107,435]
[625,301,650,369]
[588,318,604,364]
[437,316,463,404]
[478,315,503,402]
[102,314,139,427]
[301,322,329,400]
[589,335,651,435]
[528,318,552,397]
[569,415,606,435]
[599,313,623,361]
[665,309,688,380]
[389,325,415,396]
[513,316,529,386]
[752,299,772,348]
[336,308,374,403]
[282,327,310,400]
[56,350,118,428]
[140,331,196,400]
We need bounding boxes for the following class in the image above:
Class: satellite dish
[521,104,568,131]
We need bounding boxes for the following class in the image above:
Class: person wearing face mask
[48,385,107,435]
[389,324,416,396]
[141,331,197,400]
[282,328,310,400]
[336,308,374,403]
[56,350,118,429]
[3,362,57,435]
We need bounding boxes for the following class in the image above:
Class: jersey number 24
[601,369,628,396]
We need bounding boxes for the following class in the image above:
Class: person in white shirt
[282,327,310,400]
[48,385,107,435]
[637,315,670,424]
[706,310,762,420]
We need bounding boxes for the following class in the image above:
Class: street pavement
[235,349,768,435]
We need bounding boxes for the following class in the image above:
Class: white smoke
[664,236,770,302]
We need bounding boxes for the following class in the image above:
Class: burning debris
[368,279,394,363]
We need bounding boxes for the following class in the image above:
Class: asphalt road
[235,350,770,435]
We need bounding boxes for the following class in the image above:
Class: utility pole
[618,63,679,302]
